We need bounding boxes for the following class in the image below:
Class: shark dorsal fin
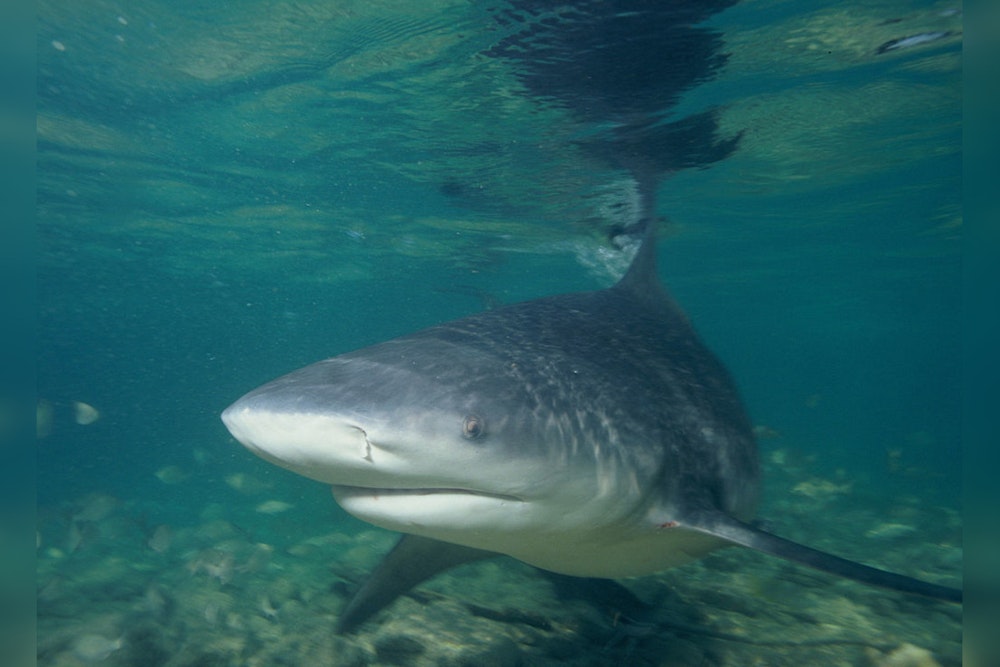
[615,172,660,295]
[612,173,690,329]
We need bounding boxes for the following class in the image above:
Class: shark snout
[220,401,255,450]
[221,397,374,484]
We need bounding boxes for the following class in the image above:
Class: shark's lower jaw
[330,485,529,534]
[331,485,522,502]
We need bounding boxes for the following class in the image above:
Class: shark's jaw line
[331,485,524,503]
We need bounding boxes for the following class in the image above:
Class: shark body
[222,189,960,631]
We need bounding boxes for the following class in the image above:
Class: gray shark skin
[222,191,961,633]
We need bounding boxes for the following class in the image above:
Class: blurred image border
[965,1,1000,665]
[1,0,37,664]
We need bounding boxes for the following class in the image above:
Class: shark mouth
[331,485,523,503]
[329,484,529,531]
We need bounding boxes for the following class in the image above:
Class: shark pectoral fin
[681,510,962,604]
[336,534,498,633]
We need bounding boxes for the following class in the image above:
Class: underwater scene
[37,1,962,666]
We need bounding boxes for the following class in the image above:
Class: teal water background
[36,1,962,665]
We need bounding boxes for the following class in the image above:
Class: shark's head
[222,328,651,571]
[222,318,728,576]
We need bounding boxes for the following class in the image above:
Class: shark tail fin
[682,510,962,603]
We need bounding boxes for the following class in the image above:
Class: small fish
[204,603,220,624]
[72,493,120,522]
[259,595,279,620]
[255,500,294,515]
[877,31,954,55]
[865,522,918,539]
[147,524,173,553]
[66,520,100,553]
[240,543,274,573]
[225,472,273,495]
[142,585,170,617]
[188,550,236,584]
[72,401,100,425]
[36,399,100,437]
[791,478,852,499]
[71,634,123,662]
[154,465,189,484]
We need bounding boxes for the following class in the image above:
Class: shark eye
[462,414,485,440]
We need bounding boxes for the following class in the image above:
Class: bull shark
[221,180,961,632]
